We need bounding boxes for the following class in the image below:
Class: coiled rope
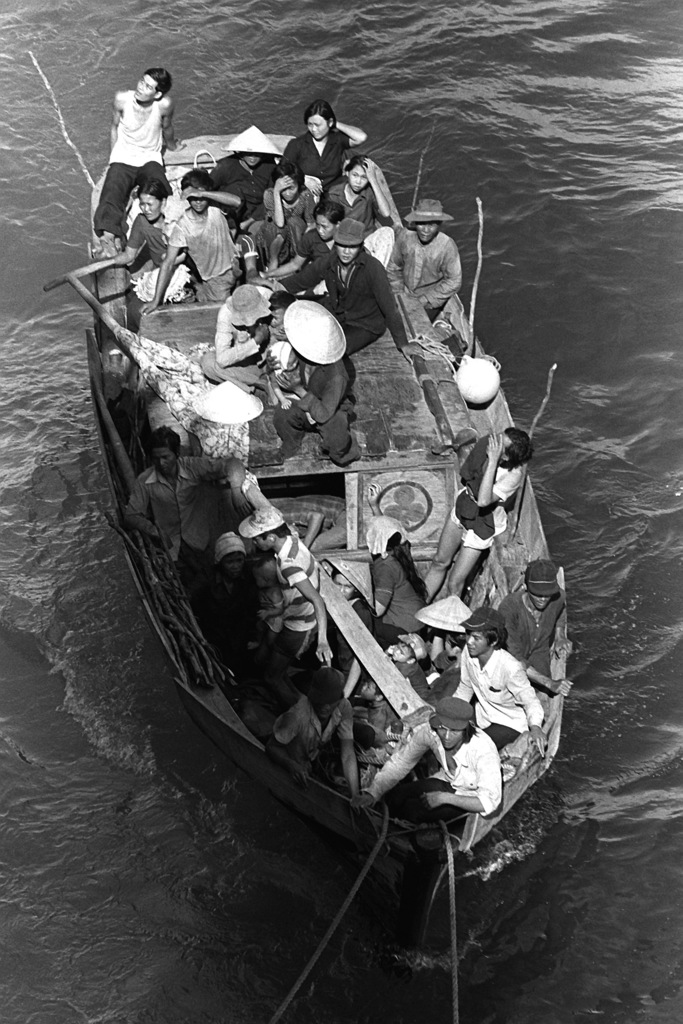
[267,803,390,1024]
[441,822,460,1024]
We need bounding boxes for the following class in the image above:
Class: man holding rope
[93,67,180,257]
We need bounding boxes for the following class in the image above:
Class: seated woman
[366,492,427,648]
[256,161,317,272]
[425,428,534,600]
[283,98,367,194]
[352,696,502,823]
[262,197,345,288]
[328,154,393,235]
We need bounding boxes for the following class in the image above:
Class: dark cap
[334,218,365,247]
[462,606,505,632]
[430,697,474,732]
[524,559,559,596]
[308,667,344,705]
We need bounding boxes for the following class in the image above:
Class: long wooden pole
[511,362,558,538]
[468,197,484,332]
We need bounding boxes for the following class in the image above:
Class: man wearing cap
[141,169,242,313]
[266,667,360,795]
[454,606,546,755]
[200,284,272,391]
[238,505,332,703]
[123,426,252,594]
[387,199,462,323]
[351,696,501,821]
[271,300,360,465]
[498,560,573,697]
[192,532,259,679]
[210,126,280,230]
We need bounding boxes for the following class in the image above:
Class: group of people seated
[107,69,572,826]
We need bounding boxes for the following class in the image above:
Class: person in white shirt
[454,606,545,754]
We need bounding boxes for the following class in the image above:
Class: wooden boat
[61,133,568,945]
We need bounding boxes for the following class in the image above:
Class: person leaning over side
[93,67,180,257]
[266,667,360,797]
[387,198,462,322]
[351,697,501,822]
[200,284,272,392]
[453,606,546,755]
[498,558,573,697]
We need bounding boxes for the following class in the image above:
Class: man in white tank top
[93,68,180,257]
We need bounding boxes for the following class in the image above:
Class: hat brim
[527,582,560,596]
[414,596,470,633]
[429,711,470,732]
[405,212,454,224]
[324,556,373,606]
[238,514,284,539]
[193,382,263,424]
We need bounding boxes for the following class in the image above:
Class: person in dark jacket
[272,301,360,465]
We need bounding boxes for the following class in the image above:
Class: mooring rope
[441,822,460,1024]
[267,803,390,1024]
[28,51,96,188]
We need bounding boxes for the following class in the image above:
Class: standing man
[498,559,573,696]
[93,68,180,257]
[387,198,462,322]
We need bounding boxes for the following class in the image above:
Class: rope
[468,197,484,332]
[28,51,96,188]
[267,804,390,1024]
[440,822,460,1024]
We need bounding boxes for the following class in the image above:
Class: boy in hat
[453,606,546,754]
[387,198,462,322]
[272,301,360,465]
[352,696,501,821]
[238,506,332,706]
[498,560,573,696]
[141,169,243,312]
[266,667,360,796]
[201,284,272,390]
[210,125,281,230]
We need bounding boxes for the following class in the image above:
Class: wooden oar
[43,257,121,292]
[58,272,138,362]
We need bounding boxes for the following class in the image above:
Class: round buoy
[455,354,501,405]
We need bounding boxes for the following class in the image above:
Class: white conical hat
[192,381,263,424]
[283,301,345,364]
[224,125,282,156]
[323,556,373,606]
[415,595,471,633]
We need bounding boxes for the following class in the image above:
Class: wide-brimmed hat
[214,532,246,563]
[223,125,282,156]
[334,219,365,246]
[430,697,474,732]
[284,301,345,364]
[462,606,505,632]
[324,555,373,606]
[415,595,471,633]
[366,515,405,555]
[308,667,344,705]
[238,505,286,538]
[193,380,263,424]
[524,559,560,596]
[230,284,271,326]
[404,199,453,224]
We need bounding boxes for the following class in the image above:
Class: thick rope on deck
[441,822,460,1024]
[28,51,96,188]
[267,804,390,1024]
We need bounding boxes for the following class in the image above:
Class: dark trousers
[273,405,357,465]
[484,722,522,749]
[342,324,382,355]
[94,161,171,241]
[386,778,468,824]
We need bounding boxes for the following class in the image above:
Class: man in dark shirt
[210,125,280,230]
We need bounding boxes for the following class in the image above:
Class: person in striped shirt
[239,505,332,707]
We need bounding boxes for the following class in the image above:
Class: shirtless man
[93,68,180,257]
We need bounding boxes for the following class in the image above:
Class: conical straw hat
[224,125,282,156]
[415,595,471,632]
[323,555,373,606]
[283,301,345,364]
[193,381,263,424]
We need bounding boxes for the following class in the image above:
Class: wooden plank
[357,465,455,550]
[345,473,359,549]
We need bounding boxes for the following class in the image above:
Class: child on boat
[327,154,393,236]
[256,160,317,272]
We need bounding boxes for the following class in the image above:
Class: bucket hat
[404,199,453,224]
[214,532,246,563]
[193,381,263,424]
[429,697,474,732]
[238,505,286,539]
[334,219,365,246]
[224,125,282,156]
[415,595,471,633]
[308,667,344,705]
[524,559,560,596]
[366,516,405,555]
[230,284,271,326]
[324,555,373,606]
[284,301,345,364]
